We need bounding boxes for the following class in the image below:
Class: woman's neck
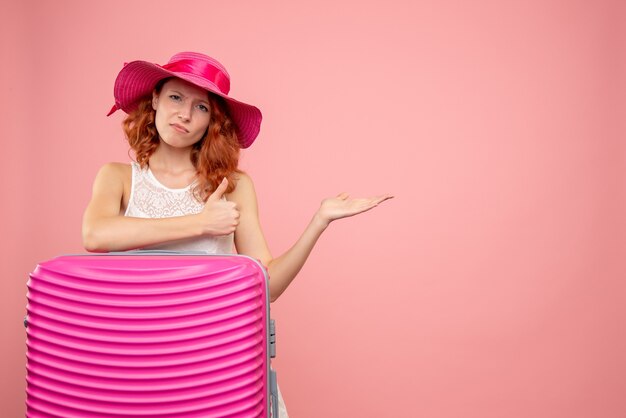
[149,142,196,173]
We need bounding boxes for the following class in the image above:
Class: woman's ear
[152,91,158,110]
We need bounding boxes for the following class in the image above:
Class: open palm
[319,192,393,224]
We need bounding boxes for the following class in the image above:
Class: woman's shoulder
[227,171,256,202]
[94,162,132,184]
[234,171,253,188]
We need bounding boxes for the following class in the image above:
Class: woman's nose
[177,108,191,121]
[177,102,193,121]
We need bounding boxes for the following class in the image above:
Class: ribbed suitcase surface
[26,254,274,418]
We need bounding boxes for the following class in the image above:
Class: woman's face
[152,78,211,149]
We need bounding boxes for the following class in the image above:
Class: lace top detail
[124,162,234,254]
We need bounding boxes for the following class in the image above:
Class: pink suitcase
[25,252,278,418]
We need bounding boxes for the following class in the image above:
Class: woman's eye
[197,104,209,113]
[169,94,181,101]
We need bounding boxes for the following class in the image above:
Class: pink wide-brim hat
[107,52,262,148]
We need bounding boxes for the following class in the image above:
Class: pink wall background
[2,0,624,417]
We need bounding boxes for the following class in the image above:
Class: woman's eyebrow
[169,89,209,103]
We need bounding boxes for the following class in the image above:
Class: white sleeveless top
[124,162,234,254]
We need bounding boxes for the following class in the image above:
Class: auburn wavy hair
[121,79,242,202]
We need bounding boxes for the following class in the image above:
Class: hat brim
[113,60,262,148]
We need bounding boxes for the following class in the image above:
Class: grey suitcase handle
[270,369,279,418]
[269,319,278,417]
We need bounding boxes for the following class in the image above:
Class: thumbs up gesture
[198,178,240,236]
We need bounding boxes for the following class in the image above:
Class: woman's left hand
[316,192,394,227]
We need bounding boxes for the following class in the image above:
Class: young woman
[82,52,392,416]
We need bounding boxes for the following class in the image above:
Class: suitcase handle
[269,320,278,417]
[270,369,278,418]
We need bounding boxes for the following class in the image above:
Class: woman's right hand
[197,178,240,235]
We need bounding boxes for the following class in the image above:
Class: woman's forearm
[266,213,329,302]
[228,174,391,303]
[82,214,203,252]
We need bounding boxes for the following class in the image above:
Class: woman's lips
[171,123,189,133]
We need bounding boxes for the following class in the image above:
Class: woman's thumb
[208,178,228,201]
